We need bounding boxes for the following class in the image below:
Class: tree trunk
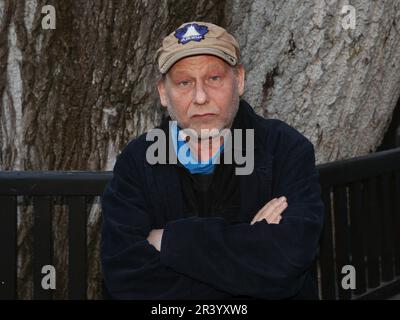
[1,0,399,299]
[225,0,400,162]
[0,0,226,299]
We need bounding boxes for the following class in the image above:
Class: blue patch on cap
[174,23,209,45]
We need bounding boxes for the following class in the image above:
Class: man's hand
[146,197,287,249]
[147,229,164,251]
[250,196,288,225]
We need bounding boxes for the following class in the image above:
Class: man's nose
[193,81,208,105]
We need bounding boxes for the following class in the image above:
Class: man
[101,21,324,299]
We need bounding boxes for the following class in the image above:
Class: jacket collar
[149,99,274,222]
[156,99,266,160]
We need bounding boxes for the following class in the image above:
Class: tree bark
[1,0,400,299]
[225,0,400,162]
[0,0,226,299]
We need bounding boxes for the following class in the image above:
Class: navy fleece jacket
[100,99,324,299]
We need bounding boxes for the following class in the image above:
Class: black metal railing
[0,172,110,300]
[0,148,399,300]
[317,147,400,300]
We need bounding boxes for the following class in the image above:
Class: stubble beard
[166,94,240,141]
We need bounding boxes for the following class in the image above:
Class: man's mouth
[192,113,216,118]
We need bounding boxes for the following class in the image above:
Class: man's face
[157,55,245,138]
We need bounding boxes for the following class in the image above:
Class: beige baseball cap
[156,21,240,74]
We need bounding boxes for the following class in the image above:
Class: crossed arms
[101,138,324,299]
[147,196,287,251]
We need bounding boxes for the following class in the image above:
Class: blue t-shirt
[170,122,224,175]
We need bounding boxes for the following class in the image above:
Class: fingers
[251,197,285,224]
[147,229,164,252]
[267,200,287,223]
[250,197,282,224]
[270,215,282,224]
[250,196,288,225]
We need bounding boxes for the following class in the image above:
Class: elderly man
[101,22,324,299]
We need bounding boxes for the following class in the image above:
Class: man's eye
[210,76,221,81]
[178,80,190,87]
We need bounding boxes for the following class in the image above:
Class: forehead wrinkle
[169,56,230,77]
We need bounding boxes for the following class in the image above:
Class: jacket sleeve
[100,147,232,299]
[159,138,324,299]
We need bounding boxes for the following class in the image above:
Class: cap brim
[160,47,237,74]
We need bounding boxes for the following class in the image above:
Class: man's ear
[236,64,245,97]
[157,76,168,108]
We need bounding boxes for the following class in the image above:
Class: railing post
[67,196,87,299]
[396,125,400,148]
[319,188,336,300]
[33,196,53,300]
[0,196,17,299]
